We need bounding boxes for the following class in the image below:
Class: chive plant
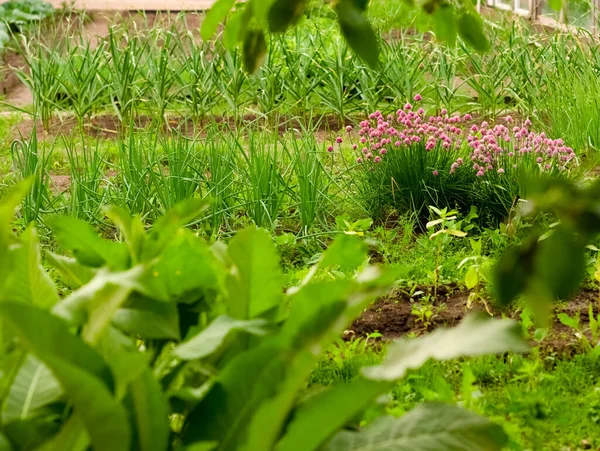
[10,130,53,224]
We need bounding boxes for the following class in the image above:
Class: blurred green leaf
[278,378,385,451]
[0,302,114,389]
[143,231,221,303]
[46,252,96,289]
[201,0,237,41]
[223,7,246,50]
[268,0,307,32]
[493,234,538,306]
[457,13,489,52]
[362,314,527,381]
[112,295,180,340]
[44,355,130,451]
[52,266,146,336]
[143,198,209,261]
[126,368,169,451]
[1,226,59,308]
[535,228,585,300]
[0,179,32,249]
[320,234,368,270]
[433,5,457,46]
[243,29,267,74]
[226,227,283,320]
[2,355,62,424]
[173,316,269,360]
[327,402,507,450]
[548,0,562,11]
[335,0,379,68]
[48,217,129,269]
[103,206,145,264]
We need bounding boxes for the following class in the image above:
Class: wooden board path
[48,0,215,10]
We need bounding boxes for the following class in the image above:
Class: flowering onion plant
[331,95,578,224]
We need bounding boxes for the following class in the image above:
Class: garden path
[48,0,215,10]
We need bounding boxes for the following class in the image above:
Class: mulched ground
[349,283,600,355]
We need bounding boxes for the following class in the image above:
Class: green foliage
[327,402,507,450]
[0,187,527,450]
[493,177,598,316]
[201,0,491,73]
[0,0,54,50]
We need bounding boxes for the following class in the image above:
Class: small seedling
[426,206,467,301]
[458,238,493,315]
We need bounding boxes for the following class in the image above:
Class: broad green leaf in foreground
[2,354,63,424]
[225,227,283,320]
[0,302,114,389]
[46,251,96,289]
[51,266,146,339]
[277,377,386,451]
[112,295,181,340]
[1,226,59,308]
[326,402,508,451]
[173,315,269,360]
[240,269,399,451]
[143,197,209,261]
[44,356,131,451]
[362,314,528,381]
[0,179,32,249]
[126,368,170,451]
[48,216,129,269]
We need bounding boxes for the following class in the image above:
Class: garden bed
[351,285,600,355]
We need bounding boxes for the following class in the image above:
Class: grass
[310,349,600,450]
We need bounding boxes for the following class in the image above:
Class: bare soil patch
[13,113,354,140]
[350,284,600,355]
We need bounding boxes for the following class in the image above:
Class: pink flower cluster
[332,94,577,177]
[340,95,469,169]
[456,116,575,176]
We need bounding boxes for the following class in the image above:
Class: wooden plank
[48,0,215,11]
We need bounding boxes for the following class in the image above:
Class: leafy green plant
[427,206,467,301]
[458,238,493,314]
[0,182,528,450]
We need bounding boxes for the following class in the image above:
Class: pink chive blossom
[414,94,422,101]
[327,146,334,153]
[374,156,382,163]
[346,125,353,132]
[348,107,577,178]
[336,137,343,144]
[356,157,363,163]
[404,103,412,110]
[432,170,439,176]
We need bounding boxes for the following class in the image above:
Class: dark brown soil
[350,284,600,355]
[13,113,355,140]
